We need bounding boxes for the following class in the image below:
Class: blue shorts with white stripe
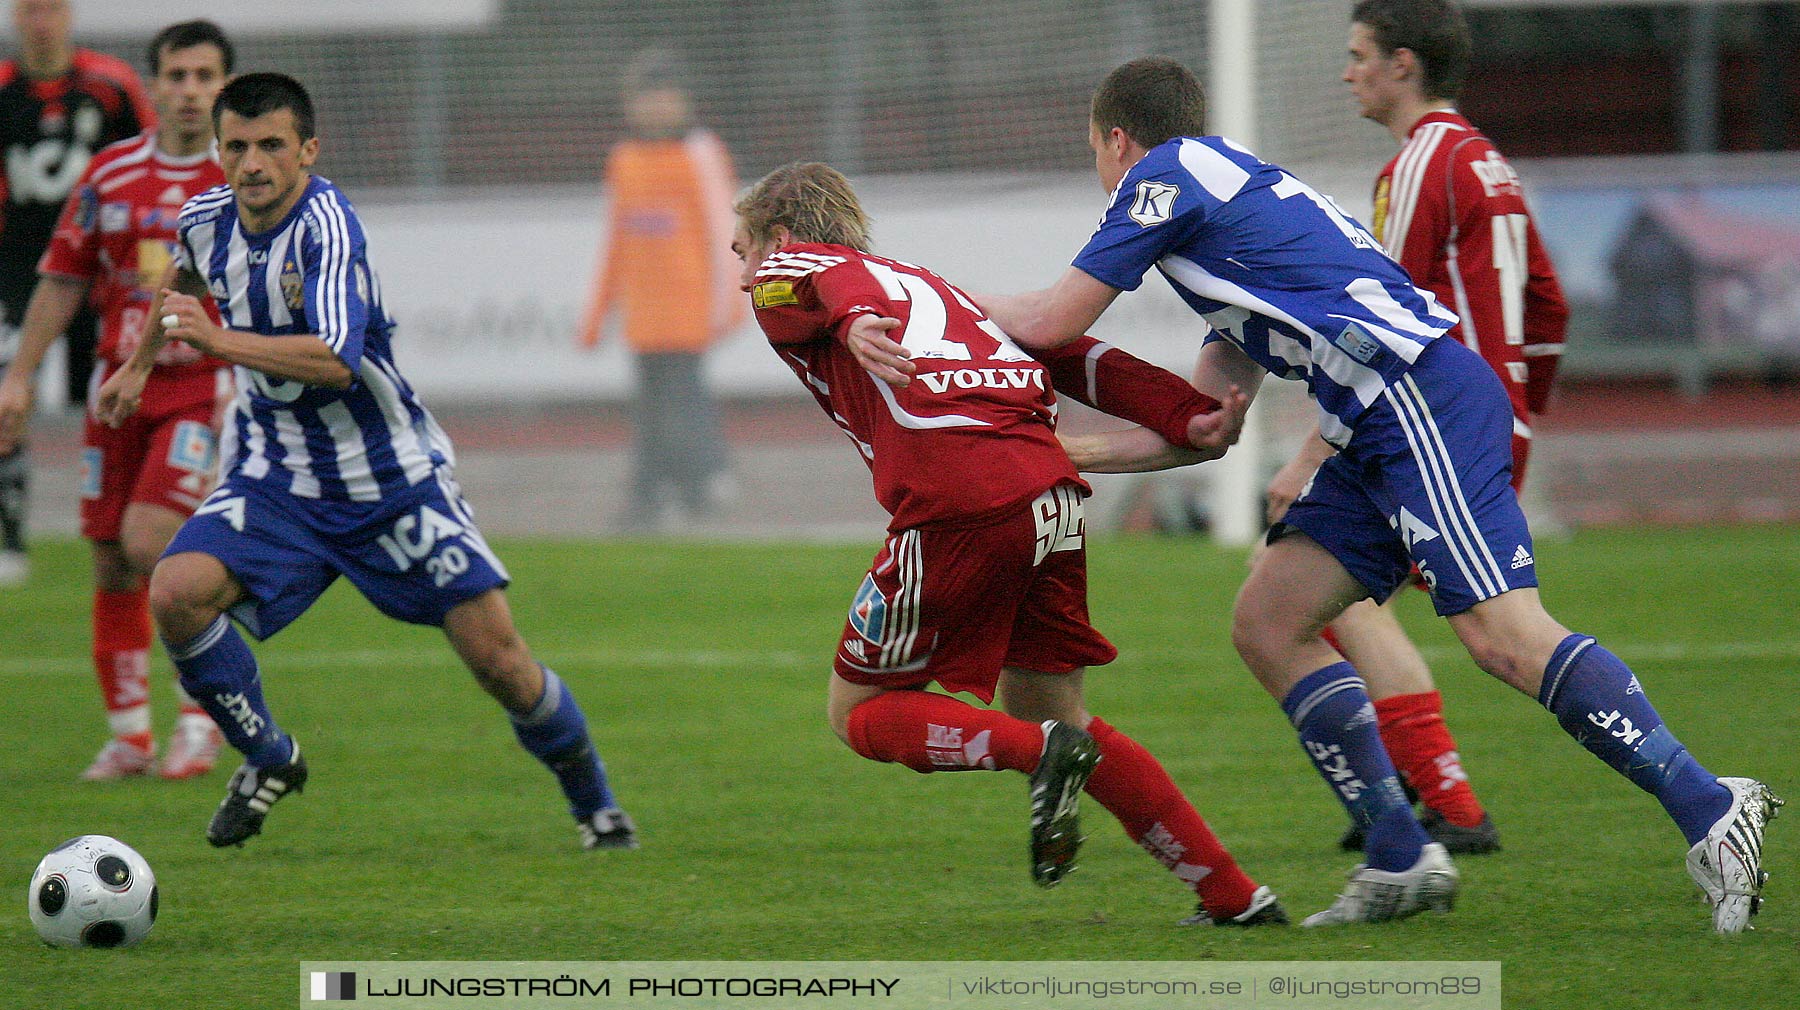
[164,467,510,639]
[1277,338,1537,616]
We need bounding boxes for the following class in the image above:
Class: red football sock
[1083,717,1259,918]
[1375,691,1486,827]
[93,586,153,743]
[845,690,1044,773]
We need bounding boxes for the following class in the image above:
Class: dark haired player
[850,56,1779,933]
[96,73,636,852]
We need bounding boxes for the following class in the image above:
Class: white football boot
[1687,776,1784,934]
[579,807,640,850]
[1302,842,1459,927]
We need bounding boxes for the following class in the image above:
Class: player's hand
[1264,453,1318,526]
[0,371,32,454]
[94,364,151,428]
[847,314,913,387]
[160,290,222,354]
[1186,384,1250,455]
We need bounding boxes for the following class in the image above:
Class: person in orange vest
[578,51,743,530]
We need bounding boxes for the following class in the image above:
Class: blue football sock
[510,667,617,819]
[1282,663,1429,871]
[165,615,293,767]
[1539,634,1731,845]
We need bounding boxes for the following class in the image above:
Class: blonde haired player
[734,161,1283,926]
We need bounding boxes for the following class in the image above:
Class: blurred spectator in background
[0,0,153,585]
[578,49,742,531]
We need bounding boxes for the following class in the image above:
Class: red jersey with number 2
[751,243,1085,531]
[38,131,226,391]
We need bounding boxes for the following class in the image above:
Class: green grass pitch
[3,527,1797,1008]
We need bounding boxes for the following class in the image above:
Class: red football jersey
[752,244,1086,529]
[38,131,226,384]
[1373,110,1569,419]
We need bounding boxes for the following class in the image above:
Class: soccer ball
[26,835,158,949]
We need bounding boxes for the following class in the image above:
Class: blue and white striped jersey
[1072,136,1460,446]
[175,175,452,502]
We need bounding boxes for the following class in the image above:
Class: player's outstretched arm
[0,275,90,451]
[1060,427,1203,473]
[1059,381,1250,474]
[1034,335,1221,440]
[160,290,352,390]
[975,267,1120,352]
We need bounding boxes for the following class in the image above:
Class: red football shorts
[81,368,221,541]
[833,483,1118,702]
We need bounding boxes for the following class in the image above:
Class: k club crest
[1128,180,1180,227]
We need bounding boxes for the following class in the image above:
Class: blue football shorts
[1276,338,1538,616]
[164,467,510,639]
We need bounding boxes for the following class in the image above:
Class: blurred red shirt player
[0,20,235,781]
[731,160,1288,927]
[0,0,155,588]
[1368,95,1566,487]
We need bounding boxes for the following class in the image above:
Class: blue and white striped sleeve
[172,186,229,276]
[172,221,196,274]
[299,190,372,372]
[1072,144,1213,293]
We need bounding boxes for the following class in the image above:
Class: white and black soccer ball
[26,835,158,949]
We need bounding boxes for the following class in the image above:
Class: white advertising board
[350,173,1312,405]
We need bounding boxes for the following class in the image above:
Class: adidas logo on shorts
[1509,545,1534,570]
